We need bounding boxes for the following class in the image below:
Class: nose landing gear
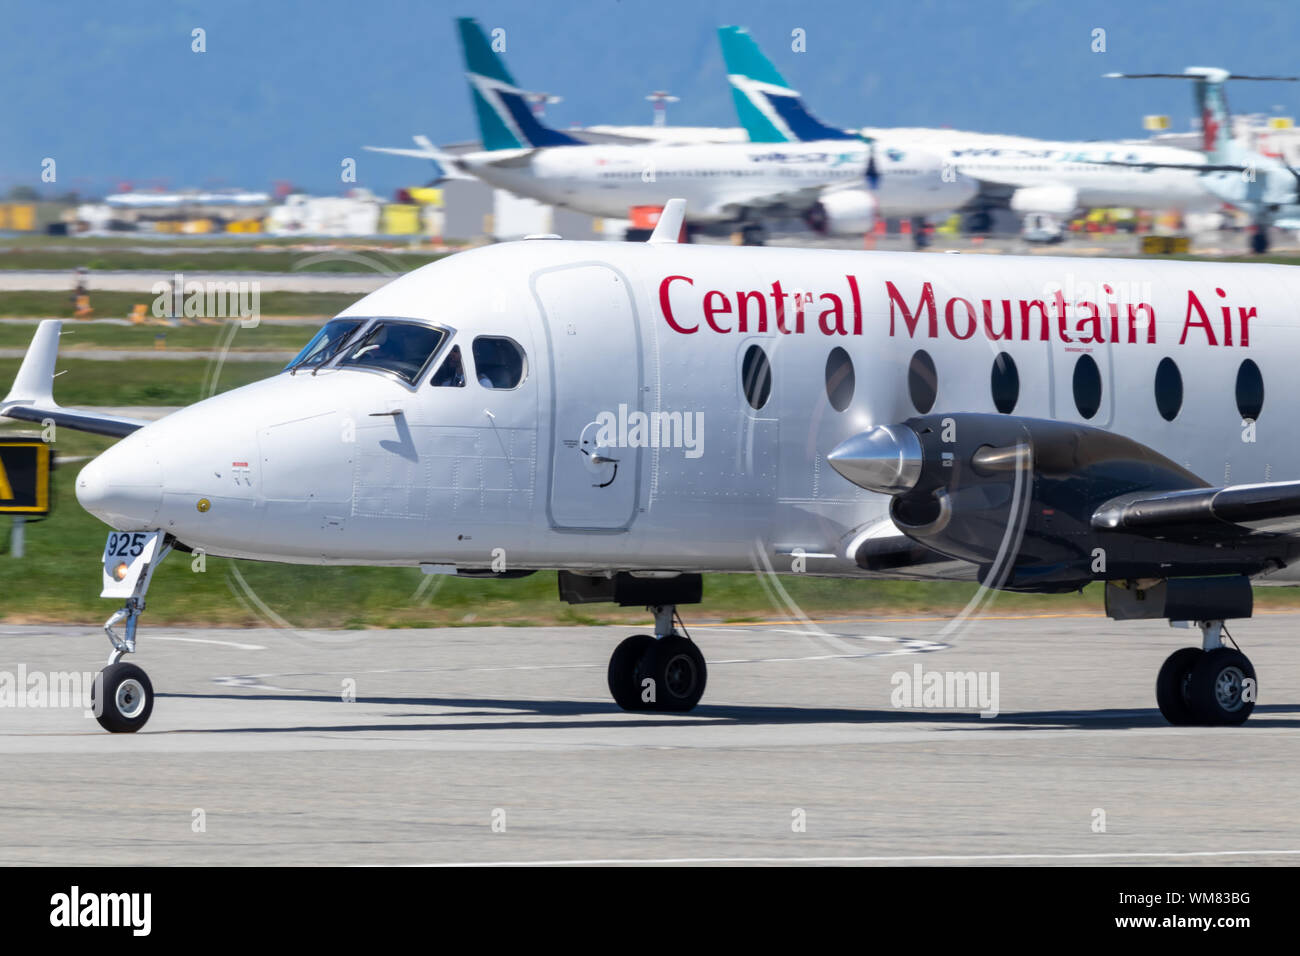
[1155,620,1257,726]
[93,532,172,733]
[607,604,707,713]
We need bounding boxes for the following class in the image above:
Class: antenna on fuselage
[648,198,687,244]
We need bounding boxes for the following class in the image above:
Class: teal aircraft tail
[456,17,582,151]
[717,26,858,143]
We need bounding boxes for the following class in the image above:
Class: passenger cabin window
[285,318,364,372]
[990,352,1019,414]
[908,349,937,414]
[1073,354,1102,420]
[472,337,527,389]
[741,344,772,410]
[336,321,446,385]
[1236,358,1264,421]
[825,347,854,412]
[430,345,465,387]
[1154,357,1183,421]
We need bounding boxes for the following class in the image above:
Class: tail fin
[1105,68,1297,164]
[717,26,857,143]
[456,17,582,151]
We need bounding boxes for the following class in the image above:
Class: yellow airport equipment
[1141,235,1190,254]
[0,440,52,516]
[1143,115,1171,131]
[407,187,444,206]
[226,219,263,233]
[1269,117,1294,130]
[129,304,149,324]
[383,203,421,235]
[0,204,37,231]
[74,295,93,318]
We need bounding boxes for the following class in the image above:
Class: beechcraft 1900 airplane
[4,198,1299,732]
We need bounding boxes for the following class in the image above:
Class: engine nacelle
[1009,184,1078,216]
[827,413,1283,591]
[805,188,877,236]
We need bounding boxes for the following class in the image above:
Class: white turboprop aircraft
[719,26,1222,236]
[4,199,1297,732]
[1098,68,1300,253]
[363,18,977,244]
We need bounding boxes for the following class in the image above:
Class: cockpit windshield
[335,320,447,385]
[284,318,364,373]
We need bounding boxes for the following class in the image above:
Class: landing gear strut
[1155,620,1257,726]
[92,533,172,733]
[607,604,707,713]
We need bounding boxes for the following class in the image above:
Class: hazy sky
[4,0,1299,199]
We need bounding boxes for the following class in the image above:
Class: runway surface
[2,612,1299,866]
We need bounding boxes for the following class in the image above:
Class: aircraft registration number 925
[105,532,150,561]
[100,530,167,598]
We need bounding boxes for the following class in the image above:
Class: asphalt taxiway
[2,612,1299,865]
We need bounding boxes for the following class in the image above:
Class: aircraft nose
[76,443,163,529]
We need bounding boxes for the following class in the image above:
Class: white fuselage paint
[907,138,1220,212]
[76,239,1300,584]
[458,141,977,221]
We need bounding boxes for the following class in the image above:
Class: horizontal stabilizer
[362,137,473,181]
[1104,71,1298,82]
[1,320,147,438]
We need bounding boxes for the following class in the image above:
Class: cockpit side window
[471,336,527,389]
[336,321,446,385]
[284,318,364,372]
[430,345,465,387]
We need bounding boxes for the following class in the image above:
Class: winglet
[648,199,687,244]
[2,319,61,408]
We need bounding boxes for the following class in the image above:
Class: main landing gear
[607,604,707,713]
[92,533,172,733]
[1155,620,1257,726]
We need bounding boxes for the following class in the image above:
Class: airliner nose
[827,425,924,494]
[76,444,163,529]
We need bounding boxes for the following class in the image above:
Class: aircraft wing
[1096,159,1237,172]
[0,320,148,438]
[1093,480,1300,537]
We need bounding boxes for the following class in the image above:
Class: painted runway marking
[151,636,266,650]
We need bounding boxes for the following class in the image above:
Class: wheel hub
[1214,666,1246,713]
[116,678,146,719]
[663,653,697,698]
